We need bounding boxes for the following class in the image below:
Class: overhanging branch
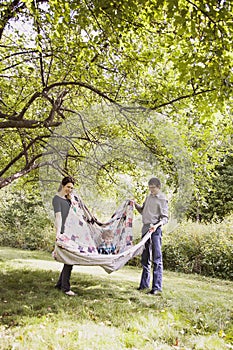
[150,88,216,110]
[0,135,49,178]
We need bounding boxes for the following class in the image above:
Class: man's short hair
[148,177,161,188]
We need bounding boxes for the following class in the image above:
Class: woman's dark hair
[57,176,75,191]
[61,176,75,186]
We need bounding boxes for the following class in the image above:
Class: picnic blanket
[53,195,158,273]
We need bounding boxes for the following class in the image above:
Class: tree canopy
[0,0,232,220]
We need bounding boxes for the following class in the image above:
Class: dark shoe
[54,285,61,290]
[147,290,162,295]
[137,287,148,291]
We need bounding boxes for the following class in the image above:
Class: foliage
[0,0,232,221]
[0,250,232,349]
[162,215,233,280]
[0,182,54,250]
[187,151,233,222]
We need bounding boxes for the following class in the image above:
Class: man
[135,177,169,295]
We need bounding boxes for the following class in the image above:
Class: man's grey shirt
[135,192,169,226]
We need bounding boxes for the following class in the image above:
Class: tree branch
[0,135,49,178]
[0,160,54,189]
[0,0,23,40]
[149,88,216,110]
[43,90,68,125]
[33,0,46,87]
[0,0,49,41]
[0,119,61,129]
[186,0,217,25]
[2,50,38,61]
[60,108,97,143]
[43,81,120,106]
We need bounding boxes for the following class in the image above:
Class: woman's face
[62,182,74,196]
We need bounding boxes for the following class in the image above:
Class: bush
[163,216,233,280]
[0,188,55,251]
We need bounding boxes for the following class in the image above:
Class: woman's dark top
[52,195,71,234]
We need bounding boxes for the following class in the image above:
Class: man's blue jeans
[139,225,163,291]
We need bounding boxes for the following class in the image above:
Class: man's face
[148,185,160,196]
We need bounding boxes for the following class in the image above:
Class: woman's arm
[54,212,62,238]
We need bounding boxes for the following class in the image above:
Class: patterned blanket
[55,196,133,252]
[53,195,161,273]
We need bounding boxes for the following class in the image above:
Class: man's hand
[149,225,155,233]
[149,221,163,233]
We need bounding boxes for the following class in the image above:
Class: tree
[0,0,232,219]
[187,150,233,222]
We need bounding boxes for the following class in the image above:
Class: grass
[0,247,232,350]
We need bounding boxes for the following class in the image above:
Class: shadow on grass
[0,246,53,262]
[0,267,168,328]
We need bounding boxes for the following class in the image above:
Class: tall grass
[0,247,232,349]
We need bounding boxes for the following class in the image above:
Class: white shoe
[65,290,76,296]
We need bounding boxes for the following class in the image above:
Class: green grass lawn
[0,247,232,350]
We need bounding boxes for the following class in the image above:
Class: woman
[52,176,76,296]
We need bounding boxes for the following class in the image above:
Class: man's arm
[134,199,145,214]
[160,198,169,226]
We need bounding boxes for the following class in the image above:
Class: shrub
[162,216,233,280]
[0,188,55,251]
